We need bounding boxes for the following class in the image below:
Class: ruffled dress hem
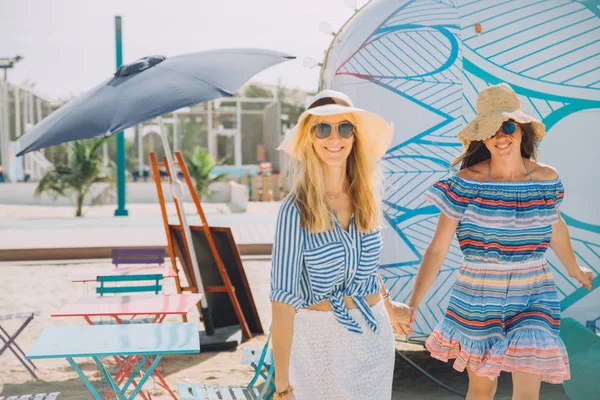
[425,319,570,384]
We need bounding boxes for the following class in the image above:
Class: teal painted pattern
[323,0,600,335]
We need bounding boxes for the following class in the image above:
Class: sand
[0,258,568,399]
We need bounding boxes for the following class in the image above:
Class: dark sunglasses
[313,122,355,139]
[492,121,517,138]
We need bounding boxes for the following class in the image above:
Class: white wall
[0,181,232,205]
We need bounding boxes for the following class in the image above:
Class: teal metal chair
[94,274,163,325]
[96,274,163,296]
[242,333,275,396]
[179,332,275,400]
[560,317,600,400]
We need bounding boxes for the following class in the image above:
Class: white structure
[207,97,279,167]
[321,0,600,334]
[0,80,54,181]
[134,97,280,174]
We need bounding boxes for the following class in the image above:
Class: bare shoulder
[455,161,489,182]
[527,160,559,180]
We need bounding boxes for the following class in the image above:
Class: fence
[237,173,290,201]
[0,80,55,181]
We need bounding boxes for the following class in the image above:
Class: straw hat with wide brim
[458,83,546,148]
[277,89,393,161]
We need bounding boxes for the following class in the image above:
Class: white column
[14,86,21,137]
[28,92,34,124]
[1,80,11,180]
[36,98,42,122]
[207,102,215,159]
[138,124,143,176]
[23,91,28,129]
[234,98,242,166]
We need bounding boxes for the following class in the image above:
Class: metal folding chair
[0,312,40,379]
[179,331,275,399]
[0,392,60,400]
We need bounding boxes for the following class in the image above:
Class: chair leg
[256,362,276,400]
[0,319,38,379]
[0,323,38,370]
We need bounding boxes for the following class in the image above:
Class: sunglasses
[491,121,517,138]
[313,122,355,139]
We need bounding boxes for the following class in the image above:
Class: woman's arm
[269,199,304,394]
[408,214,459,311]
[272,302,296,391]
[550,212,593,290]
[378,273,413,334]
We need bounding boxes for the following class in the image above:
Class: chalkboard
[168,224,263,335]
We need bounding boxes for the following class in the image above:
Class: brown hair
[308,97,351,109]
[451,122,539,170]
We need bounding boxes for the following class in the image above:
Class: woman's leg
[512,372,542,400]
[466,368,497,400]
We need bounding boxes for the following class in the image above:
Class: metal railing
[0,80,54,181]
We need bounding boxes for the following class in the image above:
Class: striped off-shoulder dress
[423,174,570,384]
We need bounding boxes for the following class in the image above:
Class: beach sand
[0,259,567,399]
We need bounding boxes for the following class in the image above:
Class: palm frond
[35,138,115,215]
[183,146,228,197]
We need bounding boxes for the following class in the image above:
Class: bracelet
[382,291,390,301]
[274,386,294,399]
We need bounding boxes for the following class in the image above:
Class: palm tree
[183,147,228,200]
[35,138,115,217]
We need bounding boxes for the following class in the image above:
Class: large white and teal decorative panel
[321,0,600,335]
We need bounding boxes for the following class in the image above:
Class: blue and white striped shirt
[270,196,383,334]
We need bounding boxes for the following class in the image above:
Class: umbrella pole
[157,117,215,335]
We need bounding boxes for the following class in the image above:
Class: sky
[0,0,366,101]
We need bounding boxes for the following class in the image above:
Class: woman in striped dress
[269,90,413,400]
[403,83,593,399]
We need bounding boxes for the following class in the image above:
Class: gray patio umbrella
[15,48,294,339]
[16,49,294,154]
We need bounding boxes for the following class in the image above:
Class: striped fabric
[270,196,383,334]
[425,176,564,263]
[424,176,570,383]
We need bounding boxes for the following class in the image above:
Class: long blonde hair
[288,113,383,233]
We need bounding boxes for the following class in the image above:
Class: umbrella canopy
[16,48,294,156]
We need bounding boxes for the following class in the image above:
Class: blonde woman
[269,90,412,400]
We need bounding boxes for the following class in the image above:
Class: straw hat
[277,89,393,160]
[457,83,546,148]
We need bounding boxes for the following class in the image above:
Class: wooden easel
[149,151,257,339]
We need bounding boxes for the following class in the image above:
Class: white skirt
[289,301,395,400]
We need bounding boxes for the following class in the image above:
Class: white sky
[0,0,366,101]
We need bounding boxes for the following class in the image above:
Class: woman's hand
[409,306,418,324]
[401,305,418,336]
[384,300,413,335]
[569,266,593,290]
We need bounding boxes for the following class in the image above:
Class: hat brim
[458,109,546,148]
[278,104,393,161]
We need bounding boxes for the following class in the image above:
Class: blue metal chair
[96,274,163,297]
[94,274,163,326]
[179,332,275,400]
